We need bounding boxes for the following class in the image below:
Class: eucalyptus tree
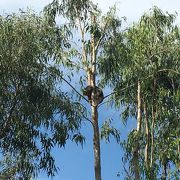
[100,7,180,179]
[0,11,85,179]
[44,0,122,180]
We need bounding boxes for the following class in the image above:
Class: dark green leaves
[0,11,85,178]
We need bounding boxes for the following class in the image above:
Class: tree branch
[99,72,164,107]
[82,115,94,128]
[101,68,179,103]
[60,75,89,103]
[158,68,180,74]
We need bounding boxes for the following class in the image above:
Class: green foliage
[43,2,123,180]
[43,2,180,179]
[100,119,120,143]
[44,0,93,23]
[0,11,85,178]
[100,6,180,179]
[44,0,123,74]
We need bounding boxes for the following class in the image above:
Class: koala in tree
[83,85,104,106]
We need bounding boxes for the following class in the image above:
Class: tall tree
[44,1,121,179]
[99,7,180,179]
[0,11,85,179]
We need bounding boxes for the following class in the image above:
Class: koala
[83,85,104,106]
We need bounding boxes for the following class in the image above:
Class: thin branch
[158,68,180,74]
[98,73,161,108]
[103,82,136,100]
[60,75,99,108]
[101,68,179,103]
[82,115,94,128]
[99,67,180,108]
[60,76,89,103]
[98,99,114,108]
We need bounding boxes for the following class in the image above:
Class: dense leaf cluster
[0,12,85,179]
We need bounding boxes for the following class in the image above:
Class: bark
[132,80,141,180]
[150,107,155,168]
[92,105,101,180]
[144,101,150,168]
[150,78,156,168]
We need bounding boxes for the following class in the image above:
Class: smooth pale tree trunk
[137,81,142,133]
[132,80,141,180]
[144,101,150,169]
[150,106,155,168]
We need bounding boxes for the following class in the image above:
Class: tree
[99,7,180,179]
[44,1,121,180]
[0,11,85,178]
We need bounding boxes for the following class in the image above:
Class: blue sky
[0,1,180,180]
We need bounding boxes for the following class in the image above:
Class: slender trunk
[144,101,150,168]
[150,106,155,168]
[133,80,141,180]
[150,78,156,168]
[92,105,101,180]
[77,9,102,180]
[137,81,142,132]
[90,15,101,180]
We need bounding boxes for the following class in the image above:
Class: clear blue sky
[0,1,179,180]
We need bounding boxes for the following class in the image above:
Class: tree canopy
[0,11,85,179]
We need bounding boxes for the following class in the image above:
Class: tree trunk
[90,15,102,180]
[92,105,101,180]
[137,81,142,133]
[132,80,141,180]
[150,78,156,168]
[144,101,150,168]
